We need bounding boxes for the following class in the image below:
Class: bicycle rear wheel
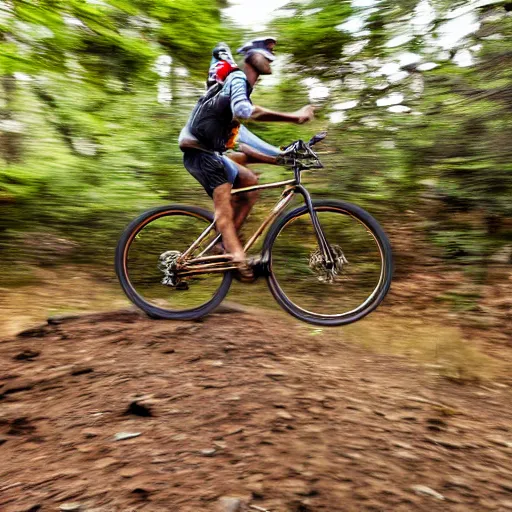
[115,204,232,320]
[264,199,392,326]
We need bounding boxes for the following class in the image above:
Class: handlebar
[308,131,327,147]
[278,131,327,170]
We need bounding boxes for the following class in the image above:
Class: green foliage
[0,0,231,269]
[274,0,353,71]
[272,0,512,256]
[0,0,510,280]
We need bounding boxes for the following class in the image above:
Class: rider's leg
[222,157,259,232]
[212,183,245,262]
[182,150,255,272]
[212,183,253,281]
[226,151,248,166]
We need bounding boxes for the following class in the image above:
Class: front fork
[295,184,335,268]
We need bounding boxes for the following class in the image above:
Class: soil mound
[1,309,511,511]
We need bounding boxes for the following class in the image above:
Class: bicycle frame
[176,168,335,278]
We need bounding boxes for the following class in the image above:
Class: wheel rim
[122,210,228,313]
[269,207,387,319]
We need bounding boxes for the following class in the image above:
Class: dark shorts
[183,149,239,197]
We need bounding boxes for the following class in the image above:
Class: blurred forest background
[0,0,510,372]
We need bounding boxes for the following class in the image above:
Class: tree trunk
[0,74,23,163]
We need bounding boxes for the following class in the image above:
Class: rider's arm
[237,125,281,164]
[229,74,314,125]
[230,76,255,120]
[238,143,278,164]
[250,105,314,124]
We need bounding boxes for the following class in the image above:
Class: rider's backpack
[189,70,250,152]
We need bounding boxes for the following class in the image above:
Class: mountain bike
[115,133,393,326]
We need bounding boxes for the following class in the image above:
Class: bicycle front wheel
[115,205,232,320]
[264,199,393,326]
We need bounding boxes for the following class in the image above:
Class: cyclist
[206,42,283,168]
[179,37,314,278]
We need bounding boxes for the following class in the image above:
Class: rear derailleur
[158,250,188,290]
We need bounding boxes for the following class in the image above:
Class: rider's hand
[296,105,315,124]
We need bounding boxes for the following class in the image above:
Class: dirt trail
[1,308,511,512]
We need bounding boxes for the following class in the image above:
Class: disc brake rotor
[309,245,349,283]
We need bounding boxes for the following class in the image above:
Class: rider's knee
[249,173,259,187]
[245,174,259,198]
[238,171,258,188]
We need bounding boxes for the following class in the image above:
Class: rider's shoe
[234,260,255,283]
[233,256,264,283]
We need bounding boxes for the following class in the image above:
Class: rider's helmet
[237,36,277,74]
[237,36,277,62]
